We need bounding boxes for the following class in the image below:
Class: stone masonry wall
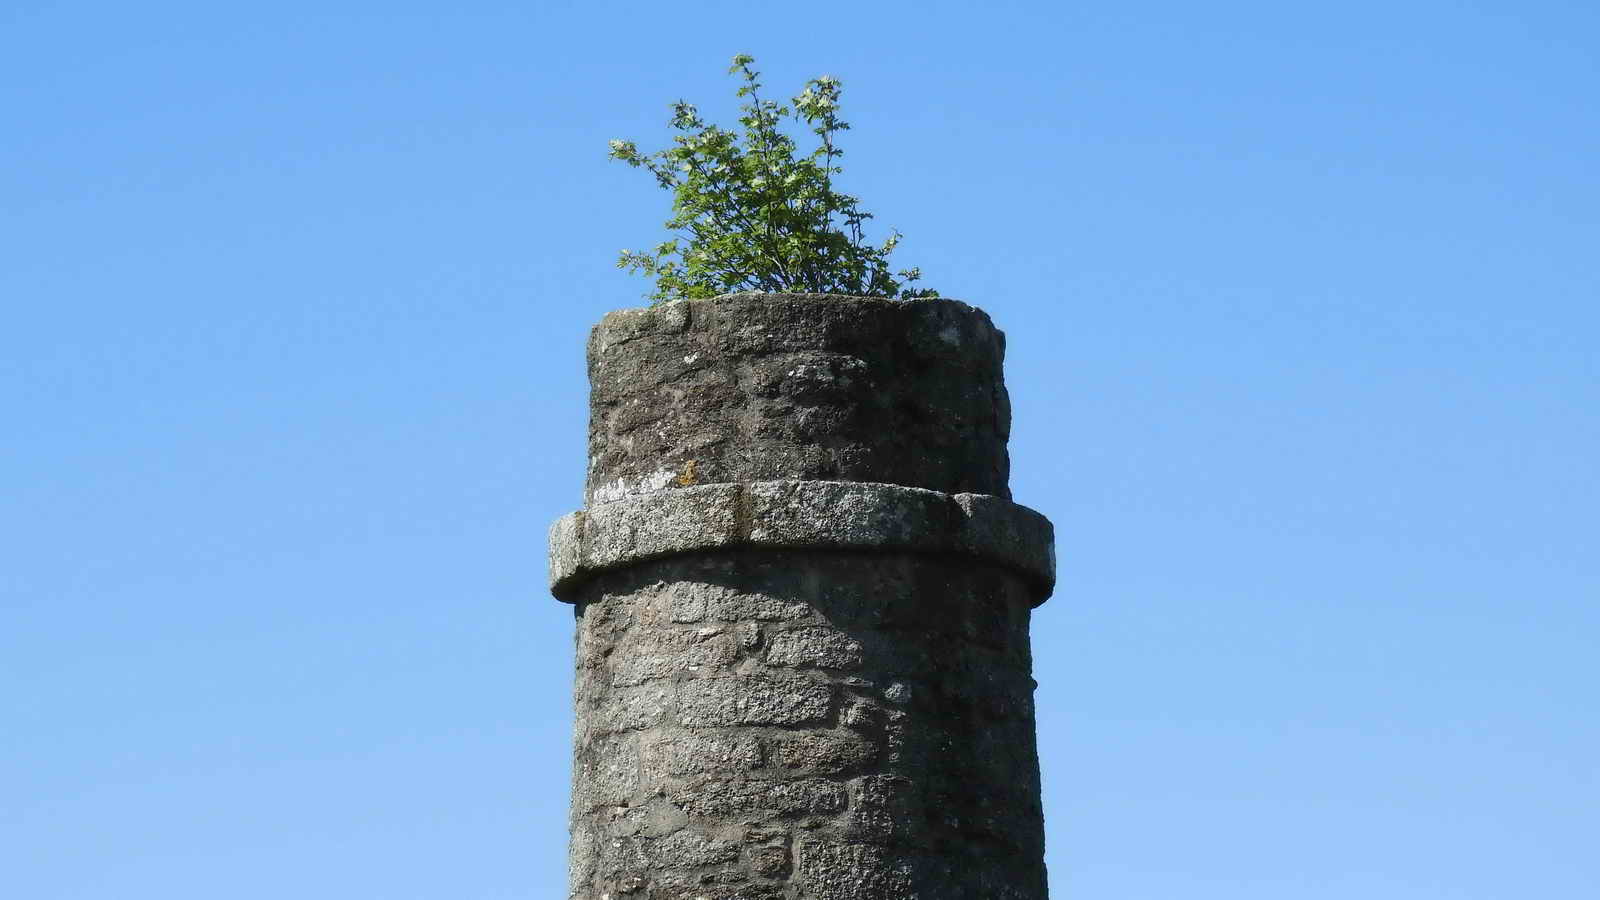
[551,293,1055,899]
[584,293,1012,504]
[566,550,1046,900]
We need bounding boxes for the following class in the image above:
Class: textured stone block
[582,483,741,570]
[793,841,914,900]
[843,774,919,843]
[649,883,786,900]
[763,626,863,670]
[571,733,640,810]
[547,511,584,591]
[649,831,742,867]
[748,843,791,878]
[611,626,743,686]
[769,731,878,774]
[746,480,953,551]
[702,586,812,623]
[585,685,671,734]
[955,491,1057,596]
[672,778,847,819]
[642,733,763,778]
[676,677,832,727]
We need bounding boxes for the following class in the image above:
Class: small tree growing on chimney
[608,54,938,302]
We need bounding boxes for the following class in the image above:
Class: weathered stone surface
[769,730,878,774]
[585,294,1011,506]
[747,841,791,878]
[746,479,954,551]
[642,733,763,778]
[580,483,741,571]
[548,512,584,594]
[566,550,1049,898]
[609,625,744,686]
[842,773,920,843]
[955,490,1057,588]
[793,841,915,900]
[701,586,811,623]
[672,777,848,819]
[548,479,1056,601]
[559,294,1052,899]
[763,626,864,670]
[649,830,742,867]
[581,683,672,735]
[571,733,639,811]
[659,580,811,624]
[676,676,833,727]
[650,884,785,900]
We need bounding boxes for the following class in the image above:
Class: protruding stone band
[548,480,1055,603]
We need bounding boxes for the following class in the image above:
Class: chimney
[549,293,1055,898]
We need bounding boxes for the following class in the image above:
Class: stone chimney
[549,293,1055,899]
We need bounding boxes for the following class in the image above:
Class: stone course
[549,480,1055,601]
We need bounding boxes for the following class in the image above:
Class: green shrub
[609,54,938,303]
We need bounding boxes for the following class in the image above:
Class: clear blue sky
[4,1,1596,897]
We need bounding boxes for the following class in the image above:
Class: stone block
[746,480,953,552]
[571,733,640,811]
[548,511,584,590]
[954,491,1055,598]
[672,778,847,819]
[769,731,878,774]
[763,626,863,670]
[842,774,919,843]
[586,684,671,734]
[582,484,741,570]
[675,676,832,727]
[642,733,763,778]
[793,840,914,900]
[702,586,811,623]
[747,843,790,878]
[648,830,742,867]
